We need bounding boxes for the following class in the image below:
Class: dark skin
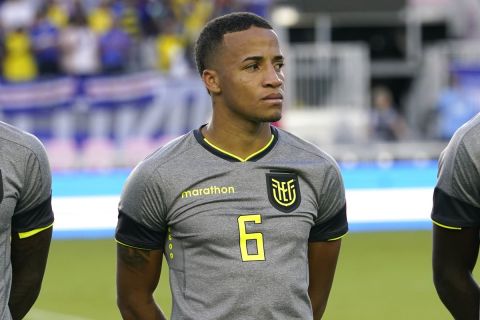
[116,26,342,319]
[116,245,166,320]
[200,27,284,158]
[308,240,342,319]
[9,227,52,320]
[433,225,480,319]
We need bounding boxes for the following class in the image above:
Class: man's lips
[262,93,283,100]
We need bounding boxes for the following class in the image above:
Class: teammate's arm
[9,227,52,320]
[308,239,342,320]
[117,244,167,320]
[432,224,480,319]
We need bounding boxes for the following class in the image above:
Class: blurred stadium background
[0,0,478,318]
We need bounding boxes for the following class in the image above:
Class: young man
[0,121,54,320]
[116,12,348,320]
[431,113,480,319]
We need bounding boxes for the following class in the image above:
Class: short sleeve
[12,137,54,237]
[432,141,480,228]
[115,163,168,250]
[309,162,348,242]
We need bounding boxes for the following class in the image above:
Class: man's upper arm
[117,243,164,296]
[432,139,480,229]
[115,161,168,293]
[310,161,348,242]
[433,225,479,273]
[12,138,54,238]
[308,239,342,320]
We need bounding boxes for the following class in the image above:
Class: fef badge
[266,171,301,213]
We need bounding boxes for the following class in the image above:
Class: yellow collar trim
[203,134,275,162]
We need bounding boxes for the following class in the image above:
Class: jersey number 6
[238,215,265,262]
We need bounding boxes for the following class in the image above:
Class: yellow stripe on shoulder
[432,220,462,230]
[18,223,53,239]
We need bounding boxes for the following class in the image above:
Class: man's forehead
[221,27,282,59]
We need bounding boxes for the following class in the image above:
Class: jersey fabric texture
[432,113,480,229]
[116,126,348,320]
[0,121,54,320]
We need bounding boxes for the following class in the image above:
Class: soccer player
[431,113,480,319]
[116,12,348,320]
[0,121,54,319]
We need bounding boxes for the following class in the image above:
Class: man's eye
[275,63,284,71]
[246,64,260,71]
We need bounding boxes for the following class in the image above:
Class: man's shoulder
[454,113,480,146]
[276,127,339,166]
[442,113,480,159]
[0,121,46,157]
[132,131,198,175]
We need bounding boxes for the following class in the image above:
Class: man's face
[212,26,285,123]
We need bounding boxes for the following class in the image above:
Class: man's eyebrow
[242,55,284,63]
[242,56,263,63]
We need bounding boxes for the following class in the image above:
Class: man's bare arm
[308,239,342,320]
[433,225,480,319]
[9,227,52,320]
[117,243,166,320]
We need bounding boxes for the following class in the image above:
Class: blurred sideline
[51,161,437,239]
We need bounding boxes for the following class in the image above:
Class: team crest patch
[266,171,301,213]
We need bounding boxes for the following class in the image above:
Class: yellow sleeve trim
[432,220,462,230]
[115,239,156,251]
[328,232,348,241]
[18,223,53,239]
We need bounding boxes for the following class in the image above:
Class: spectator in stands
[369,86,407,141]
[182,0,214,41]
[236,0,272,17]
[137,0,161,37]
[0,0,35,33]
[30,5,61,77]
[99,17,131,74]
[59,2,100,76]
[88,0,114,35]
[118,0,142,70]
[436,73,479,140]
[45,0,69,29]
[213,0,242,16]
[2,27,38,82]
[156,17,187,74]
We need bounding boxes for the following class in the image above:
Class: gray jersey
[0,121,54,320]
[432,113,480,228]
[116,126,347,320]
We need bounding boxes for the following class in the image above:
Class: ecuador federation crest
[266,171,301,213]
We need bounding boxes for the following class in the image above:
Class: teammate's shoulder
[276,127,339,166]
[443,113,480,155]
[453,113,480,144]
[0,121,47,155]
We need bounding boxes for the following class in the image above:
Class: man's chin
[262,112,282,123]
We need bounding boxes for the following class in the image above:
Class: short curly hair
[194,12,273,76]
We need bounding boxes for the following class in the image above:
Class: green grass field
[26,230,475,319]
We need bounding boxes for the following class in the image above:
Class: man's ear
[202,69,221,94]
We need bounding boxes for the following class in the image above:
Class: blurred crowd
[0,0,272,82]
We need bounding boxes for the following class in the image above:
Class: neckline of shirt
[193,125,279,162]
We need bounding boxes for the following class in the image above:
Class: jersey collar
[194,125,279,162]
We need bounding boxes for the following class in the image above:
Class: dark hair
[194,12,273,76]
